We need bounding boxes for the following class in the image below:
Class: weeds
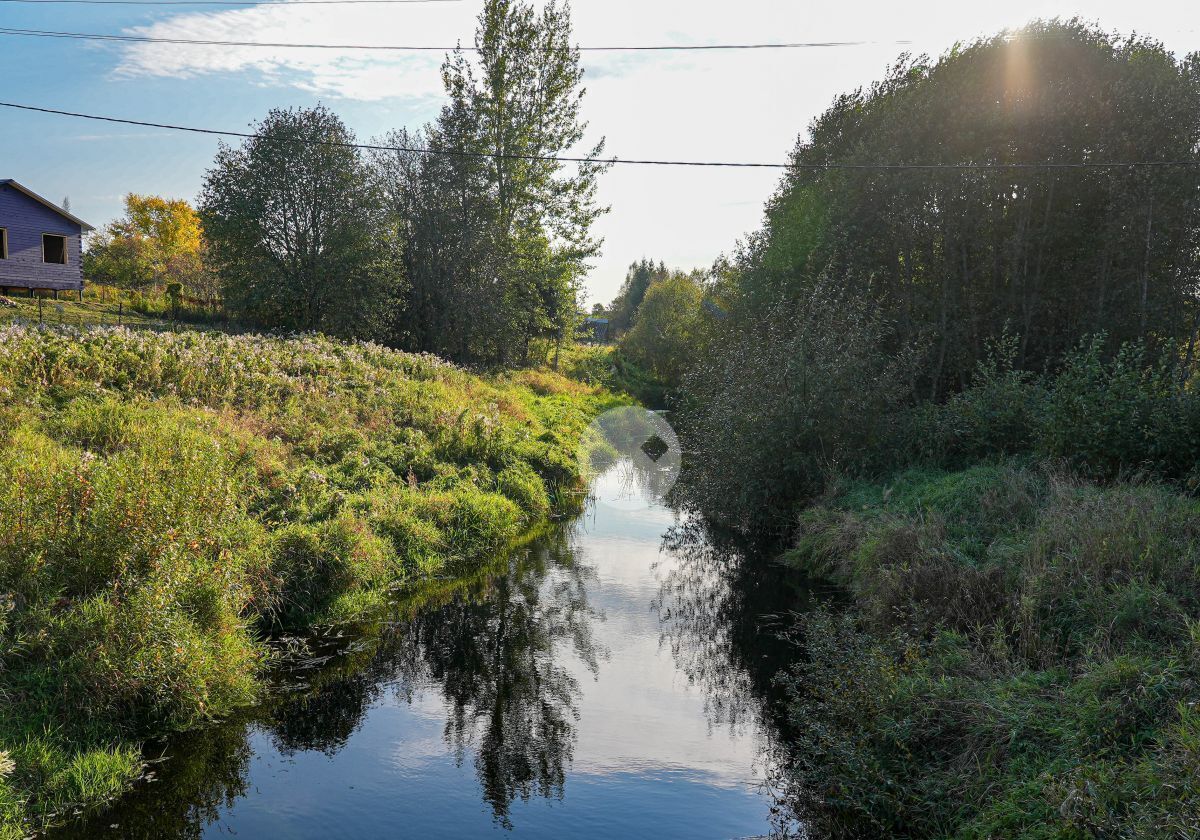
[0,325,620,834]
[780,463,1200,837]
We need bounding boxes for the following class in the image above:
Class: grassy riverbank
[780,463,1200,838]
[0,326,621,837]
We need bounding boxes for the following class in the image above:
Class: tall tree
[677,20,1200,530]
[619,271,705,384]
[607,259,669,334]
[201,105,403,337]
[376,0,609,364]
[711,21,1200,398]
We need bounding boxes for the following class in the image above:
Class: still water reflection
[55,465,800,838]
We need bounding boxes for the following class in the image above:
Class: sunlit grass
[0,325,624,834]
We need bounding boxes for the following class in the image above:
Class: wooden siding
[0,184,84,291]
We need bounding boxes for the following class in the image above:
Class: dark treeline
[659,20,1200,532]
[200,0,607,367]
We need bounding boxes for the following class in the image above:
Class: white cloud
[113,2,464,101]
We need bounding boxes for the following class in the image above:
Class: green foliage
[780,464,1200,837]
[560,344,671,407]
[677,283,917,531]
[372,0,608,365]
[1039,339,1200,483]
[779,21,1200,395]
[200,105,403,338]
[607,259,670,335]
[619,271,705,385]
[677,20,1200,532]
[899,336,1200,485]
[0,325,616,834]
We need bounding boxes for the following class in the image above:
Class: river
[53,462,802,838]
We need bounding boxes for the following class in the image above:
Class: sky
[0,0,1196,305]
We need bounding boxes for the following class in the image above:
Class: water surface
[56,465,798,838]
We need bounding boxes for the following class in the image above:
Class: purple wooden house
[0,179,94,298]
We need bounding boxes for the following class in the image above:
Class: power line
[0,26,912,52]
[0,0,460,5]
[1,101,1198,171]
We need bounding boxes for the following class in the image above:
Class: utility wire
[2,101,1198,171]
[0,26,911,51]
[0,0,460,5]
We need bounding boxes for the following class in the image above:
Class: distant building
[0,179,93,297]
[580,316,610,343]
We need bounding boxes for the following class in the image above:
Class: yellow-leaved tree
[85,194,219,305]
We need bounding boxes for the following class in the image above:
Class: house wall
[0,183,84,291]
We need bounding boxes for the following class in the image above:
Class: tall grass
[0,325,621,835]
[780,464,1200,837]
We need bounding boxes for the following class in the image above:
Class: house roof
[0,179,94,231]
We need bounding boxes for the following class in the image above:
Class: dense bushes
[675,21,1200,533]
[0,325,618,836]
[676,285,916,531]
[900,336,1200,486]
[780,466,1200,837]
[653,19,1200,838]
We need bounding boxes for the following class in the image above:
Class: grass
[0,293,168,330]
[778,463,1200,838]
[0,283,233,333]
[559,344,671,408]
[0,324,623,836]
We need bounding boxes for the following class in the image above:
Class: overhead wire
[0,26,913,51]
[0,0,462,5]
[2,101,1198,171]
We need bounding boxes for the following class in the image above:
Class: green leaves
[375,0,608,365]
[200,105,403,338]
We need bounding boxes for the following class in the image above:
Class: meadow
[0,325,621,837]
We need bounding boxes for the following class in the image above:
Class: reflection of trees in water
[655,518,812,838]
[48,718,255,840]
[52,527,601,836]
[656,519,801,733]
[268,526,601,826]
[397,529,601,827]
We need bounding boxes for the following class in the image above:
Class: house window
[42,234,67,265]
[0,229,7,259]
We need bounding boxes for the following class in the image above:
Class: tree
[676,20,1200,531]
[734,21,1200,398]
[374,0,609,364]
[608,259,668,335]
[620,271,706,384]
[84,194,211,295]
[201,105,403,337]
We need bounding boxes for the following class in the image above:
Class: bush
[677,283,916,531]
[896,335,1200,488]
[898,335,1046,466]
[1039,338,1200,484]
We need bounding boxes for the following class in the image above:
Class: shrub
[677,283,916,532]
[1039,338,1200,484]
[898,335,1045,466]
